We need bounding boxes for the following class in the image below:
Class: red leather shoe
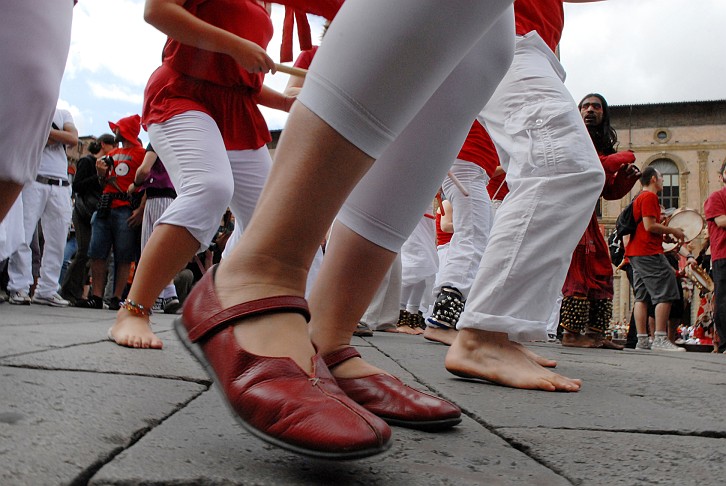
[176,267,391,459]
[324,347,462,431]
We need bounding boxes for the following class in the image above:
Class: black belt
[36,175,70,186]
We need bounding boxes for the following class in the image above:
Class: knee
[182,175,234,216]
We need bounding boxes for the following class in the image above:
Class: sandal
[175,266,391,459]
[323,346,461,431]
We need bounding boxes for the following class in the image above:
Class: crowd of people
[2,0,724,461]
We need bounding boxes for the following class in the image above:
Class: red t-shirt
[625,191,663,257]
[143,0,273,150]
[514,0,564,52]
[457,121,499,178]
[104,146,146,209]
[705,186,726,262]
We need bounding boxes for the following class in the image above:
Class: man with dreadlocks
[559,93,641,348]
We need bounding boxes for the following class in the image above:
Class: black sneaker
[163,296,182,314]
[426,287,465,329]
[107,296,121,311]
[75,295,104,309]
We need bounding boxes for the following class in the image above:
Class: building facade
[604,100,726,323]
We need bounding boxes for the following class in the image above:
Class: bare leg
[90,259,107,298]
[0,180,22,223]
[634,301,649,335]
[654,302,672,333]
[109,224,199,349]
[214,105,376,373]
[113,262,132,298]
[308,223,397,379]
[446,329,580,392]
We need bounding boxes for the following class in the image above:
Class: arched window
[649,158,679,209]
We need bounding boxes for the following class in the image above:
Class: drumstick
[274,63,307,78]
[447,171,469,197]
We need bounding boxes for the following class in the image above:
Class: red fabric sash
[274,0,343,62]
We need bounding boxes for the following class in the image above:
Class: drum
[685,264,714,293]
[662,208,705,252]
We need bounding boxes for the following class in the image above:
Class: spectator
[625,166,686,352]
[76,115,145,311]
[704,160,726,354]
[7,108,77,306]
[126,145,181,314]
[60,134,117,304]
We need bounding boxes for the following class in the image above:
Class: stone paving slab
[497,427,726,486]
[0,366,205,486]
[369,334,726,434]
[90,387,569,486]
[0,338,210,383]
[2,305,725,485]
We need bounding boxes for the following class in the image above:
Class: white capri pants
[434,160,492,300]
[298,0,516,252]
[456,32,606,342]
[0,0,73,184]
[148,111,271,252]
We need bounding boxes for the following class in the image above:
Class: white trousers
[0,0,73,184]
[148,111,271,253]
[360,254,402,331]
[434,160,492,299]
[400,215,438,314]
[142,196,178,299]
[456,33,605,342]
[299,1,515,252]
[8,181,72,295]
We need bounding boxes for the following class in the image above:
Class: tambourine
[662,208,705,252]
[685,264,714,293]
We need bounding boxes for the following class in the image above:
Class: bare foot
[109,311,163,349]
[423,326,457,345]
[382,325,423,335]
[445,329,581,392]
[510,341,557,368]
[328,354,390,379]
[561,331,602,348]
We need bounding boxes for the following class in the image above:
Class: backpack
[608,196,639,267]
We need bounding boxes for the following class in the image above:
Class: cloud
[65,0,165,87]
[561,0,726,105]
[87,81,144,104]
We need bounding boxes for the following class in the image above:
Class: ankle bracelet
[121,299,152,317]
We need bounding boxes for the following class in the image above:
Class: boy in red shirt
[704,160,726,353]
[625,166,686,351]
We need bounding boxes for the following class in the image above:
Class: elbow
[143,3,162,26]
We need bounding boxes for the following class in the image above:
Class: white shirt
[37,108,74,180]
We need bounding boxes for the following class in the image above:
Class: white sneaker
[651,336,685,352]
[635,336,651,350]
[9,290,31,305]
[32,292,70,307]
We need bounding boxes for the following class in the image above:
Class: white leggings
[298,0,515,251]
[0,0,73,184]
[148,111,271,252]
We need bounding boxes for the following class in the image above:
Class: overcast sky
[59,0,726,141]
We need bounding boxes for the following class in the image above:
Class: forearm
[144,0,246,58]
[48,127,78,147]
[257,85,294,112]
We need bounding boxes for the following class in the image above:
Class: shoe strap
[322,346,361,369]
[185,266,311,343]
